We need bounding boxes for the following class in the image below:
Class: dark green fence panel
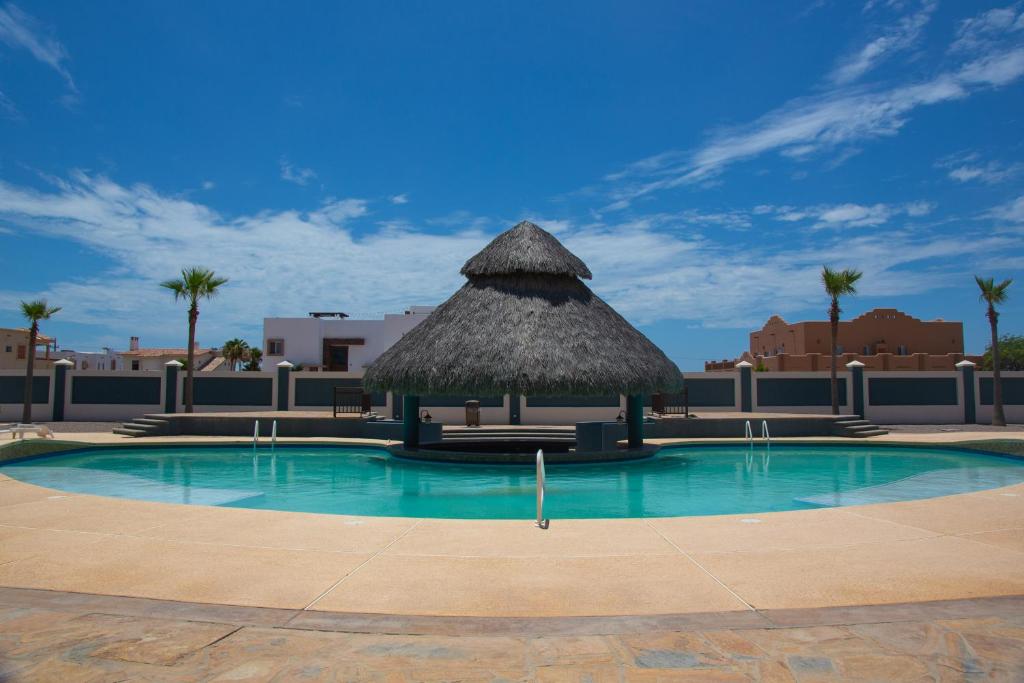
[869,377,957,406]
[422,394,503,407]
[294,378,386,406]
[685,378,736,407]
[757,378,847,407]
[0,376,49,404]
[979,377,1024,405]
[193,377,273,406]
[71,376,161,405]
[526,395,620,407]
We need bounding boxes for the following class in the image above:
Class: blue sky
[0,1,1021,370]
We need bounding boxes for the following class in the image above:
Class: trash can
[465,400,481,427]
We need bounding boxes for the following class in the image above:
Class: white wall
[262,308,433,370]
[63,370,164,421]
[0,369,54,422]
[863,371,965,424]
[520,395,626,425]
[974,370,1024,424]
[751,370,854,414]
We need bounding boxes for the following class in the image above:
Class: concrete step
[835,419,871,427]
[441,436,576,444]
[133,418,169,427]
[846,428,889,437]
[112,427,148,437]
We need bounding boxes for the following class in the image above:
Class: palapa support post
[403,395,420,448]
[626,394,643,449]
[736,361,753,412]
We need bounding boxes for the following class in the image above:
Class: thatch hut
[363,220,683,448]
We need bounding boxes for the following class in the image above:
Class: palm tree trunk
[185,306,197,413]
[989,304,1006,427]
[830,302,839,416]
[21,324,37,423]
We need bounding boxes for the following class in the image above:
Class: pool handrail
[536,448,549,529]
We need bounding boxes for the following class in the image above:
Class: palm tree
[821,266,863,415]
[222,338,249,371]
[19,300,61,423]
[975,276,1012,427]
[161,267,228,413]
[244,347,263,371]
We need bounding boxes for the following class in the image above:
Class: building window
[3,345,10,353]
[16,345,25,359]
[863,345,870,355]
[267,339,284,355]
[897,344,908,356]
[82,360,90,370]
[131,360,140,371]
[111,360,116,370]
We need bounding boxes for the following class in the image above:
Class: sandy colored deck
[0,430,1023,620]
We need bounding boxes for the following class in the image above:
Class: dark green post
[52,359,72,422]
[957,360,976,425]
[403,395,420,448]
[164,360,182,413]
[846,360,865,418]
[626,394,643,449]
[276,361,292,411]
[737,360,752,412]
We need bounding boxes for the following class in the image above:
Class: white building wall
[262,307,434,371]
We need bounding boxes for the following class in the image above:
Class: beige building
[707,308,982,372]
[0,327,58,370]
[117,337,218,372]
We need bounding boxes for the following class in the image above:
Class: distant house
[0,327,58,370]
[707,308,983,372]
[262,306,435,371]
[117,336,218,372]
[60,348,121,371]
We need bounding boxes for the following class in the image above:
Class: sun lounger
[9,424,54,439]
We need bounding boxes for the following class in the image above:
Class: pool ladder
[252,420,278,452]
[743,419,771,445]
[536,448,549,529]
[744,420,772,472]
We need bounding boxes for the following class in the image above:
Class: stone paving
[1,589,1023,681]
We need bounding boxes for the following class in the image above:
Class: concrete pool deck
[0,430,1022,619]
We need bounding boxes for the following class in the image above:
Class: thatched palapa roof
[363,221,683,396]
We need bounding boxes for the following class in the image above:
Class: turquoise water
[3,444,1024,519]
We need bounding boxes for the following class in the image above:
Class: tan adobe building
[707,308,982,372]
[0,327,58,370]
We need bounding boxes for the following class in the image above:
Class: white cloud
[989,194,1024,224]
[950,3,1024,54]
[0,174,1016,346]
[601,4,1024,210]
[760,201,933,229]
[279,157,316,186]
[831,0,936,84]
[0,3,77,99]
[201,180,216,191]
[937,151,1022,184]
[389,193,409,205]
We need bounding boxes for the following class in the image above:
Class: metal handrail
[271,420,277,452]
[744,420,753,443]
[761,420,770,442]
[536,448,549,529]
[252,420,260,453]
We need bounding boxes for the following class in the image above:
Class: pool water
[3,444,1023,519]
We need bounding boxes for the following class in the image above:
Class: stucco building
[262,306,435,371]
[0,327,58,370]
[707,308,982,371]
[117,337,218,372]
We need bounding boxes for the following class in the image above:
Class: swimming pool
[3,444,1023,519]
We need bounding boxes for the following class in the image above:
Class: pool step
[832,418,888,438]
[113,416,171,438]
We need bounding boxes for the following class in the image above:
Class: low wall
[3,366,1022,426]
